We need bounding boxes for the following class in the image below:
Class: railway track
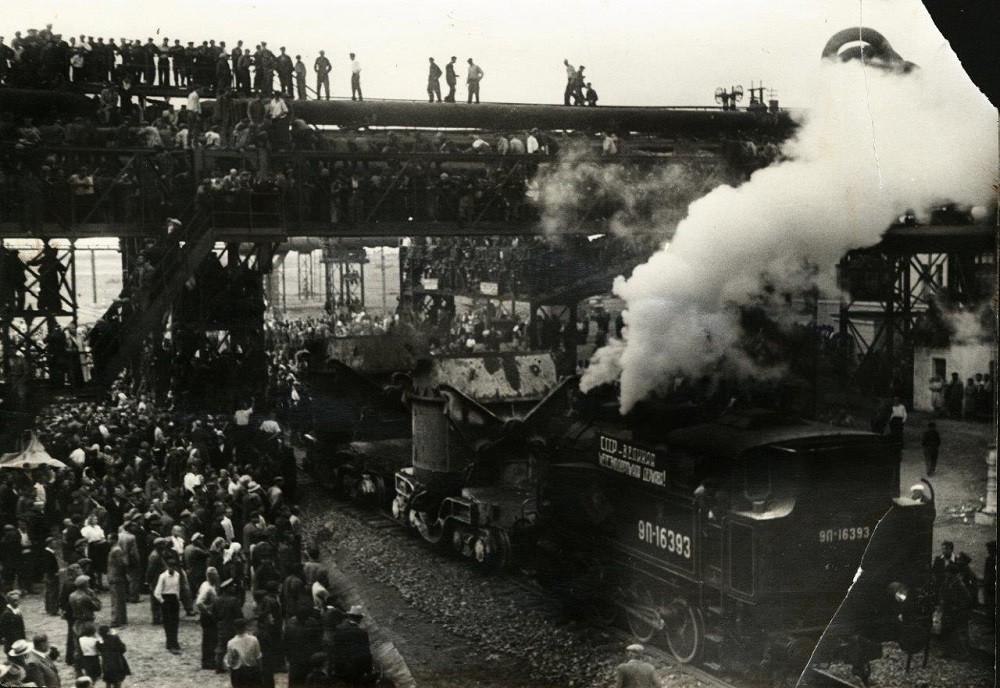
[315,485,766,688]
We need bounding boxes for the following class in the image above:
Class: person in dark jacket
[282,607,322,688]
[40,538,60,616]
[331,606,374,686]
[427,58,442,103]
[214,579,243,673]
[98,624,131,688]
[0,590,26,653]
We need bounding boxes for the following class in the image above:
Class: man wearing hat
[8,636,59,688]
[614,644,658,687]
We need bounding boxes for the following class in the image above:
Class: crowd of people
[928,371,994,422]
[400,235,646,299]
[0,383,380,687]
[926,539,995,661]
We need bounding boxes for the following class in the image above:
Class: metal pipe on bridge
[204,98,797,137]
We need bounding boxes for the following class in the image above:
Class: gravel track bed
[299,481,723,688]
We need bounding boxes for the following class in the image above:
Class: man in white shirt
[183,467,204,495]
[350,52,362,101]
[69,446,86,468]
[526,129,540,154]
[266,94,289,121]
[153,558,184,653]
[187,88,201,115]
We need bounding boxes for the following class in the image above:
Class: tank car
[303,334,414,503]
[390,352,571,568]
[536,404,933,675]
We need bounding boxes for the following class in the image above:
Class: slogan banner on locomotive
[596,434,696,572]
[421,278,439,291]
[597,434,667,487]
[479,282,499,296]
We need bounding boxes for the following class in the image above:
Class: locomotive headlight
[888,582,908,603]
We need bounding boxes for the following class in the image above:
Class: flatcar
[536,405,933,674]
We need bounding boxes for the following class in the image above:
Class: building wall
[913,343,996,411]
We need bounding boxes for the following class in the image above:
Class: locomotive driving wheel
[626,587,662,643]
[663,597,704,664]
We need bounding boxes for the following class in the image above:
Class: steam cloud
[564,55,997,411]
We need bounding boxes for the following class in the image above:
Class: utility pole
[90,248,98,303]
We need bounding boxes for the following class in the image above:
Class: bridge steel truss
[837,224,996,398]
[0,239,79,381]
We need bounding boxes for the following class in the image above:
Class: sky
[2,0,982,108]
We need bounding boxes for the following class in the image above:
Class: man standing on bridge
[314,50,331,99]
[294,55,307,99]
[563,59,576,105]
[614,644,659,688]
[444,56,458,102]
[427,57,442,103]
[349,53,362,100]
[466,57,483,103]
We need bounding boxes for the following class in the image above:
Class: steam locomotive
[305,358,934,673]
[535,401,934,673]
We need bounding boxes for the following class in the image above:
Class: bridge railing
[1,144,736,234]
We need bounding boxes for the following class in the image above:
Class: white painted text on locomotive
[638,520,692,558]
[818,526,871,543]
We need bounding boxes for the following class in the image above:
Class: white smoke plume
[536,149,734,242]
[577,52,997,412]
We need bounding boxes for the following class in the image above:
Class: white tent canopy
[0,435,67,471]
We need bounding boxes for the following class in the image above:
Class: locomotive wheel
[342,472,360,501]
[627,587,661,643]
[663,597,704,664]
[374,476,389,509]
[473,528,512,570]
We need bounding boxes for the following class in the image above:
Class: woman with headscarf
[196,566,220,670]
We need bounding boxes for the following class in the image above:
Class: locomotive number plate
[818,526,871,543]
[638,520,692,559]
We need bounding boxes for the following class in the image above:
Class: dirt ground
[18,587,288,688]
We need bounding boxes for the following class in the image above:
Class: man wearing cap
[0,590,25,654]
[614,644,658,688]
[276,47,294,97]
